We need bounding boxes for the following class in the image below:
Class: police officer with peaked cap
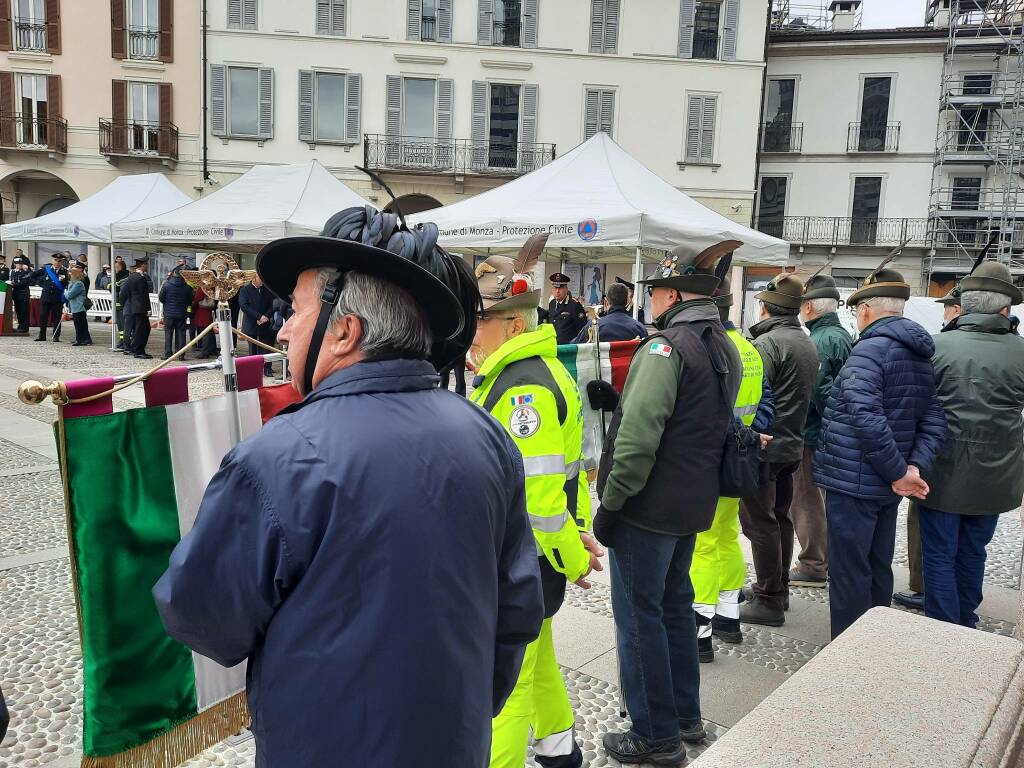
[547,272,588,344]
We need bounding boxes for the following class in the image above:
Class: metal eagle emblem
[180,253,255,303]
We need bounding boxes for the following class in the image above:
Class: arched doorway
[384,193,443,216]
[0,169,78,267]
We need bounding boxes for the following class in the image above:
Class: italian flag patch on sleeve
[649,342,673,357]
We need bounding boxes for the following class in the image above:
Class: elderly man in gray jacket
[920,261,1024,628]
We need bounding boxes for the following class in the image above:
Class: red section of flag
[63,377,115,420]
[608,340,640,393]
[235,355,265,391]
[143,367,189,407]
[257,383,302,423]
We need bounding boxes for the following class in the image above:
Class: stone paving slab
[0,437,51,471]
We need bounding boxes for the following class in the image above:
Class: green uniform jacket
[923,313,1024,515]
[748,315,819,464]
[471,324,591,584]
[802,312,853,445]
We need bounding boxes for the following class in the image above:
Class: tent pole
[632,217,644,320]
[217,301,242,446]
[108,245,118,351]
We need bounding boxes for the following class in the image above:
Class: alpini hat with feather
[639,239,742,296]
[959,262,1022,305]
[801,263,841,302]
[475,233,547,312]
[847,246,911,306]
[935,234,1000,307]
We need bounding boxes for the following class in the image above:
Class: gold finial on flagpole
[181,253,256,306]
[18,379,68,406]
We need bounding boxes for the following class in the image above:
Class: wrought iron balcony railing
[99,119,179,161]
[363,134,556,176]
[756,216,931,247]
[693,31,720,59]
[420,15,437,40]
[13,18,46,51]
[493,20,521,46]
[0,113,67,153]
[128,27,160,60]
[759,122,803,153]
[847,122,901,152]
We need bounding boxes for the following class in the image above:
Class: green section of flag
[556,343,579,383]
[61,408,198,757]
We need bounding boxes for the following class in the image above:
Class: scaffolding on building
[926,0,1024,280]
[770,1,863,31]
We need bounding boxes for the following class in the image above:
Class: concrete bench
[693,607,1023,768]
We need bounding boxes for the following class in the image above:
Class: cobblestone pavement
[0,330,1020,767]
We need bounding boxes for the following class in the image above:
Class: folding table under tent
[407,132,790,286]
[0,173,194,348]
[112,160,372,253]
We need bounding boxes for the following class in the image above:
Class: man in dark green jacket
[919,262,1024,628]
[739,274,819,626]
[790,274,852,588]
[594,242,740,767]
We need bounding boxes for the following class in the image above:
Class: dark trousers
[37,300,62,340]
[130,314,151,354]
[918,506,998,628]
[196,325,217,358]
[13,289,29,331]
[739,460,799,609]
[610,523,700,745]
[164,317,187,358]
[826,491,899,639]
[907,501,924,594]
[122,311,135,349]
[791,444,828,579]
[115,307,126,348]
[71,312,92,344]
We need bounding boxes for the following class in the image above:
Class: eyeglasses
[646,286,654,297]
[848,301,871,315]
[476,314,517,322]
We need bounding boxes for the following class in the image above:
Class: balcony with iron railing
[363,134,555,177]
[0,113,67,153]
[756,216,931,247]
[13,17,46,51]
[99,119,179,162]
[759,122,803,153]
[420,15,437,40]
[127,27,160,60]
[693,30,720,59]
[847,122,901,152]
[493,20,520,46]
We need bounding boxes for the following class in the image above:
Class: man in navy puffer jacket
[813,265,945,639]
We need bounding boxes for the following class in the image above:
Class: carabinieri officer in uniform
[547,272,588,344]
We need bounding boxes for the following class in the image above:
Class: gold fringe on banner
[80,692,251,768]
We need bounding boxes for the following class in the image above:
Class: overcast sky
[860,0,928,28]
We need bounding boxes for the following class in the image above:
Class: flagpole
[217,301,242,446]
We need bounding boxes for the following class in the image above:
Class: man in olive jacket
[790,274,852,588]
[594,242,740,767]
[739,274,819,627]
[920,262,1024,628]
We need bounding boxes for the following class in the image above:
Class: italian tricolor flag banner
[556,340,640,466]
[0,280,7,334]
[59,385,300,767]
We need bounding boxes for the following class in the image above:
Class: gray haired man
[790,274,852,588]
[919,262,1024,627]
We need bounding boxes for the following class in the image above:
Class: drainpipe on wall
[201,0,209,185]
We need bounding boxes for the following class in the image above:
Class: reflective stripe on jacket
[472,324,591,588]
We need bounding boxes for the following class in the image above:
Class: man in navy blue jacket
[238,275,277,374]
[154,210,544,768]
[814,264,945,639]
[572,282,647,343]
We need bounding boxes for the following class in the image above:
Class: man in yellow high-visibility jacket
[469,234,602,768]
[690,269,774,663]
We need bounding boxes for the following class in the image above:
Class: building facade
[0,0,202,272]
[755,0,1024,307]
[204,0,771,291]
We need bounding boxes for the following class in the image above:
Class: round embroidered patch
[509,405,542,438]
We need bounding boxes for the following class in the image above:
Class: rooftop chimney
[829,0,863,31]
[928,0,951,28]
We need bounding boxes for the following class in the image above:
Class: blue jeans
[609,523,700,745]
[825,492,899,640]
[918,507,999,628]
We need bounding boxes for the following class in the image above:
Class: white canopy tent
[0,173,191,245]
[112,160,372,252]
[407,132,790,271]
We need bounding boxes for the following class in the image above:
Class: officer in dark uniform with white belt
[547,273,588,344]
